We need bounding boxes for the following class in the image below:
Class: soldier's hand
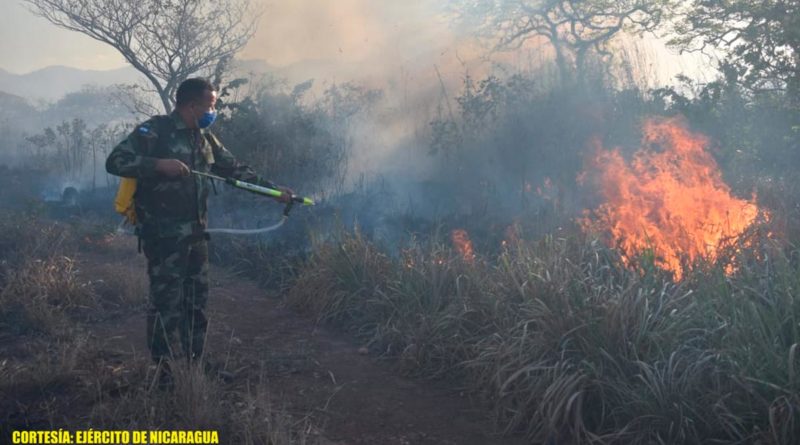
[155,159,191,178]
[275,186,294,204]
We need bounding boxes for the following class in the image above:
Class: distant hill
[0,65,141,102]
[0,90,41,131]
[0,90,37,116]
[0,58,355,103]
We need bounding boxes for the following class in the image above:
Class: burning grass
[581,116,768,280]
[286,224,800,443]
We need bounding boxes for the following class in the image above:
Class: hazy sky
[1,0,453,74]
[3,1,122,73]
[1,0,712,86]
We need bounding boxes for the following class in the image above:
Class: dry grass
[0,211,316,444]
[80,354,316,444]
[87,261,148,308]
[0,212,93,336]
[1,255,97,335]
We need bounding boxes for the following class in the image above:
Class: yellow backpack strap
[203,131,222,165]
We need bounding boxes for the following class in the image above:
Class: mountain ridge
[0,59,315,101]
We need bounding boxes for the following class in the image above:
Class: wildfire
[536,177,554,198]
[581,116,765,279]
[451,229,476,263]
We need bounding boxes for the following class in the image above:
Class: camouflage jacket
[106,111,275,239]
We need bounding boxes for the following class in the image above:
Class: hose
[114,216,288,236]
[205,217,287,234]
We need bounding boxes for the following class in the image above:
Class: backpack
[113,115,175,225]
[114,177,138,225]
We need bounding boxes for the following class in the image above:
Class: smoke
[243,2,461,75]
[2,0,722,242]
[238,0,714,196]
[239,1,479,189]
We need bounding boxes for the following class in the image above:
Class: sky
[1,0,712,85]
[2,0,124,73]
[1,0,455,74]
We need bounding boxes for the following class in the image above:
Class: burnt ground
[23,234,529,445]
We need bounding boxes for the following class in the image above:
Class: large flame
[451,229,476,263]
[581,117,764,279]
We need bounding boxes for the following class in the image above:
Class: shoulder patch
[136,121,158,139]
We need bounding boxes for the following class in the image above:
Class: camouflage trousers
[142,233,209,363]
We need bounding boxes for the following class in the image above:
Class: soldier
[106,78,292,389]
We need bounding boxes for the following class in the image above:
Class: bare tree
[449,0,674,84]
[25,0,260,113]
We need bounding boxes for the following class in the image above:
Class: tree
[25,127,57,167]
[25,0,260,113]
[45,85,131,125]
[211,78,380,200]
[671,0,800,98]
[448,0,674,84]
[55,119,88,178]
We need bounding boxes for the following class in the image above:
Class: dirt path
[84,237,526,445]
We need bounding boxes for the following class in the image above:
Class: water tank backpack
[112,116,175,226]
[114,177,138,225]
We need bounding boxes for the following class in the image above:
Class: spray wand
[191,170,314,216]
[189,170,314,235]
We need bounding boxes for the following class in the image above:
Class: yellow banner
[10,430,220,444]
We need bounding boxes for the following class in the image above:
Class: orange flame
[536,177,554,198]
[451,229,476,263]
[581,116,764,279]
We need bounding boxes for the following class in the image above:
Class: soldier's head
[176,78,218,129]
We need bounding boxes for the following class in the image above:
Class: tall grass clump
[287,229,392,330]
[287,225,800,443]
[0,211,94,336]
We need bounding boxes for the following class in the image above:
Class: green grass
[286,226,800,443]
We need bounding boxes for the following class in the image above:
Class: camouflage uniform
[106,111,274,363]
